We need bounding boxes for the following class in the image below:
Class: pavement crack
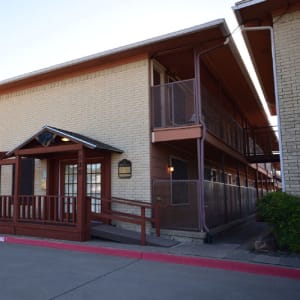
[47,258,140,300]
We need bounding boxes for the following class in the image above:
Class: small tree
[257,191,300,252]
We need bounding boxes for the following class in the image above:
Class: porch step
[91,223,178,247]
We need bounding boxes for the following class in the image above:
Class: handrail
[88,196,160,245]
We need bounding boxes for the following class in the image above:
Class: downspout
[241,25,285,192]
[194,50,209,233]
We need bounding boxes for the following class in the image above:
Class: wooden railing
[0,195,13,220]
[90,196,160,246]
[16,195,77,225]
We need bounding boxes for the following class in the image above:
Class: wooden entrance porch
[0,125,122,241]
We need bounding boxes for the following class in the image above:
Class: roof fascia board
[233,0,266,10]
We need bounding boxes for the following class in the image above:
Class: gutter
[240,25,285,191]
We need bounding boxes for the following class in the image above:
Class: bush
[257,191,300,252]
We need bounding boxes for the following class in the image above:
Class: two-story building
[0,19,279,242]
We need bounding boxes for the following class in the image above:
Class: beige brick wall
[274,10,300,195]
[0,57,151,203]
[0,164,13,195]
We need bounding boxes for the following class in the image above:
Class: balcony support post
[13,155,21,229]
[194,49,208,233]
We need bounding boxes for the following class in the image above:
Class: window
[211,169,217,182]
[87,163,101,213]
[64,164,78,196]
[63,164,77,214]
[204,167,218,182]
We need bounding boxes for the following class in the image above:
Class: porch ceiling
[154,33,269,128]
[4,125,123,158]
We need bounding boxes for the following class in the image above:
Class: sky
[0,0,276,123]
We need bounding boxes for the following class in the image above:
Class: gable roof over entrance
[4,125,123,158]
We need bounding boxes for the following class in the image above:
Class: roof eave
[0,19,225,88]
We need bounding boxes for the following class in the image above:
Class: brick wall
[274,10,300,195]
[0,57,151,203]
[0,165,13,195]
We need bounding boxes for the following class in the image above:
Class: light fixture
[167,165,174,174]
[61,137,70,142]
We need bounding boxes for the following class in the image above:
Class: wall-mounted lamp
[61,137,70,142]
[167,165,174,174]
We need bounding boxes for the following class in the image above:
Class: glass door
[63,163,77,215]
[61,161,102,216]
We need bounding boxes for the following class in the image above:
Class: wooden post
[77,146,87,240]
[103,152,112,215]
[245,165,249,215]
[13,155,21,230]
[141,206,146,246]
[155,203,160,237]
[237,162,242,218]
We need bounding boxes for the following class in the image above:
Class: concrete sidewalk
[1,220,300,278]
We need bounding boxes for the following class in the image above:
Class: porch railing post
[154,203,160,237]
[77,146,88,240]
[140,206,146,245]
[13,155,21,228]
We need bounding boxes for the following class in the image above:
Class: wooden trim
[205,132,247,164]
[16,144,82,156]
[0,54,148,95]
[0,159,16,165]
[13,223,84,241]
[272,3,300,18]
[152,125,202,143]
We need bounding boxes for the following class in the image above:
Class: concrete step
[91,223,178,247]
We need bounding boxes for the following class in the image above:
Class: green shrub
[257,191,300,252]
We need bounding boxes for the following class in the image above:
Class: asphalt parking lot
[0,243,299,300]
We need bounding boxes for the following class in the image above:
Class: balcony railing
[244,126,279,162]
[152,79,279,163]
[0,195,77,225]
[152,79,197,129]
[153,179,258,231]
[204,181,257,228]
[202,85,245,153]
[152,179,200,230]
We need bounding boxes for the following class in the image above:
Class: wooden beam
[205,132,248,164]
[152,125,202,143]
[0,158,16,165]
[16,144,82,156]
[77,146,89,240]
[13,156,21,225]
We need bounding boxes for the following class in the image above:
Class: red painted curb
[2,236,300,280]
[3,236,142,259]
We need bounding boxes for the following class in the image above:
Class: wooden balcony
[151,79,202,142]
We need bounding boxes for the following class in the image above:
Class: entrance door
[171,157,189,205]
[61,161,102,218]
